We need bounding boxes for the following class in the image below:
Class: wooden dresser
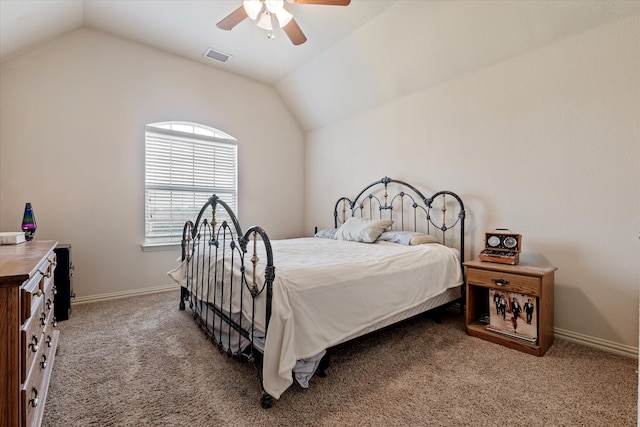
[1,241,59,427]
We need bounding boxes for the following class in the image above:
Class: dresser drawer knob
[29,335,40,353]
[38,269,51,278]
[29,388,39,408]
[40,354,47,369]
[33,289,43,297]
[46,298,53,310]
[46,335,53,347]
[39,312,47,326]
[491,278,510,286]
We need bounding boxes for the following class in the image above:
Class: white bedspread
[169,237,463,399]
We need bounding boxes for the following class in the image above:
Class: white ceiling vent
[203,48,232,63]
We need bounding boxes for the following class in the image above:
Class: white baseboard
[72,284,180,305]
[554,327,638,359]
[71,287,638,359]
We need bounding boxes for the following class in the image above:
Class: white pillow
[409,233,441,245]
[334,217,394,243]
[314,228,338,239]
[378,230,440,245]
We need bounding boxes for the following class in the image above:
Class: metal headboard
[333,176,466,264]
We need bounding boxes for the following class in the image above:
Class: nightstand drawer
[467,268,540,296]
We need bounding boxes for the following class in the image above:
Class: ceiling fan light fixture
[243,0,262,20]
[256,11,274,31]
[265,0,285,14]
[274,8,293,28]
[220,0,351,45]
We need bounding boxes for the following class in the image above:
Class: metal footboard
[178,195,276,408]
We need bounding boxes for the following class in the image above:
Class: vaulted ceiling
[0,1,394,84]
[2,0,639,130]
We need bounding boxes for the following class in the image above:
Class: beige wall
[0,10,637,354]
[303,14,640,350]
[0,28,305,298]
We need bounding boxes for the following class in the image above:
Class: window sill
[141,243,181,252]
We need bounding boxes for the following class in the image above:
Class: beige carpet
[43,290,637,426]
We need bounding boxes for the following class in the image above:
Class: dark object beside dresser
[53,244,74,322]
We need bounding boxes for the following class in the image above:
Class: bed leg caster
[260,392,274,409]
[316,353,331,378]
[179,287,187,311]
[431,307,444,324]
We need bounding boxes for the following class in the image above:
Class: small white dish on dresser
[0,231,26,245]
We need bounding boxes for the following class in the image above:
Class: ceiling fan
[217,0,351,46]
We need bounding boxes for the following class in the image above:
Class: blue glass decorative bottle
[21,202,37,241]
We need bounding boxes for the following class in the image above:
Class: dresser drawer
[46,251,57,278]
[20,252,55,322]
[39,253,55,289]
[43,274,56,324]
[21,305,45,383]
[40,269,54,297]
[21,330,58,427]
[21,383,41,427]
[43,328,57,361]
[21,271,44,325]
[467,268,541,296]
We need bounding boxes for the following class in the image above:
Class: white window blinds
[144,122,237,246]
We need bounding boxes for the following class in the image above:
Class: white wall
[304,14,640,350]
[0,9,637,354]
[0,28,305,298]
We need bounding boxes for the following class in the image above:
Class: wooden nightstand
[464,260,557,356]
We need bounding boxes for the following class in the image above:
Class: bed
[169,176,466,408]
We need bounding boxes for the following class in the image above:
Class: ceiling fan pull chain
[268,13,276,39]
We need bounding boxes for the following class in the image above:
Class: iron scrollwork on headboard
[333,176,466,264]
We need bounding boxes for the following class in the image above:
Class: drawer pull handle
[38,269,52,278]
[29,335,40,353]
[46,298,53,310]
[40,354,47,369]
[39,312,47,326]
[492,278,510,286]
[29,388,39,408]
[46,335,53,347]
[53,286,58,295]
[33,289,43,297]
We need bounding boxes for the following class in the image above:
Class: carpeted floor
[42,290,637,426]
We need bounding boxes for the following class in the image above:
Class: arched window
[144,121,237,247]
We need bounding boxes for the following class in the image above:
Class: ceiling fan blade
[217,6,249,31]
[283,18,307,46]
[286,0,351,5]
